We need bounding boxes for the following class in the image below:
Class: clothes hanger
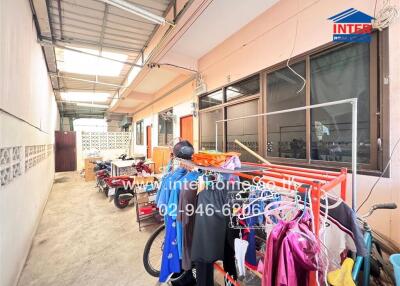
[238,189,276,219]
[262,199,301,223]
[240,191,300,220]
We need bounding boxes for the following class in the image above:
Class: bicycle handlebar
[360,203,397,220]
[372,203,397,210]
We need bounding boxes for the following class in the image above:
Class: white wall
[75,131,133,170]
[0,0,59,285]
[107,119,123,132]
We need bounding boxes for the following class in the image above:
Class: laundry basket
[390,254,400,286]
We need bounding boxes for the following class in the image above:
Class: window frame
[136,120,144,145]
[158,108,174,146]
[198,30,388,175]
[199,74,262,154]
[263,34,379,171]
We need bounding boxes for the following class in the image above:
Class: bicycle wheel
[369,234,398,285]
[143,224,165,277]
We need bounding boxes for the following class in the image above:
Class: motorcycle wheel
[113,188,131,209]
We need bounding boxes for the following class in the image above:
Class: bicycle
[142,224,197,285]
[352,203,399,286]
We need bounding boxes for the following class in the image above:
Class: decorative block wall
[0,144,54,187]
[81,132,130,151]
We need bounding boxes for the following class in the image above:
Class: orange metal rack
[235,162,348,286]
[178,158,348,285]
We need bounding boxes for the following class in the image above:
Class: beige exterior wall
[131,0,400,244]
[197,0,400,245]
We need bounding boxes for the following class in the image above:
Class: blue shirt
[156,167,187,210]
[158,168,188,282]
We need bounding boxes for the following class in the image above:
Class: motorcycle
[93,160,112,196]
[94,156,154,209]
[93,154,134,197]
[104,175,135,209]
[105,161,155,209]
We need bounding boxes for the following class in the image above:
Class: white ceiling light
[56,47,127,76]
[61,92,110,102]
[99,0,169,25]
[76,103,109,109]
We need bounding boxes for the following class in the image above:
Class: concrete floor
[17,172,158,286]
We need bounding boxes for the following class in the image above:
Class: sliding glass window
[266,62,306,159]
[226,75,260,101]
[199,90,223,109]
[198,32,381,171]
[226,100,259,162]
[136,120,144,145]
[158,109,173,146]
[200,109,223,151]
[310,43,371,164]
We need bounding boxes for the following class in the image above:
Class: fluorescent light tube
[61,92,110,102]
[100,0,166,25]
[76,103,109,109]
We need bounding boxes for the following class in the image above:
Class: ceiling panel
[134,68,180,94]
[169,0,279,59]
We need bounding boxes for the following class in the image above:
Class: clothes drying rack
[177,158,348,285]
[215,97,358,210]
[202,98,358,285]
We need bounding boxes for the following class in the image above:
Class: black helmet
[173,140,194,160]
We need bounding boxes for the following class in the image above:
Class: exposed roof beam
[55,88,119,93]
[57,101,109,108]
[45,0,55,41]
[98,3,108,54]
[39,40,143,67]
[48,3,155,30]
[50,74,127,88]
[42,36,142,53]
[49,17,152,45]
[44,0,62,90]
[47,11,152,37]
[57,0,64,39]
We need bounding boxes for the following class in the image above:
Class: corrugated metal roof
[32,0,171,117]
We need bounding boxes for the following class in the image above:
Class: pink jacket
[262,212,321,286]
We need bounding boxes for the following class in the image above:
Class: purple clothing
[221,155,241,170]
[263,212,321,286]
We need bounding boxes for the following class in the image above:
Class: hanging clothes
[320,198,367,261]
[158,167,187,283]
[156,167,187,208]
[191,181,239,285]
[235,238,249,277]
[244,189,280,270]
[171,170,199,261]
[191,181,238,262]
[262,210,321,286]
[177,175,199,270]
[298,193,367,267]
[195,262,214,286]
